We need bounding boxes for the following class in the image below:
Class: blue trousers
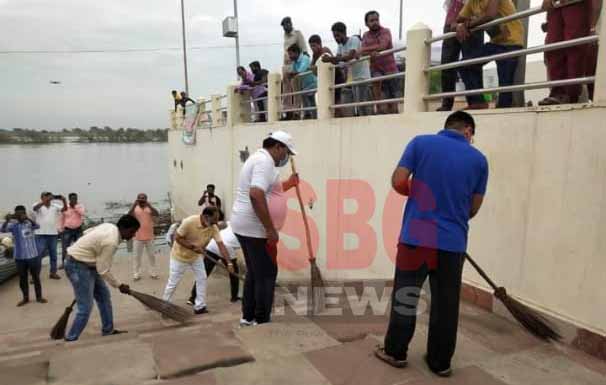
[459,41,522,108]
[65,258,114,341]
[36,235,58,274]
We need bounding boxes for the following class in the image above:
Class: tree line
[0,127,168,144]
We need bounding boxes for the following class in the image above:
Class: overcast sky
[0,0,545,130]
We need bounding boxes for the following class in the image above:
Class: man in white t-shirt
[231,130,298,326]
[32,192,66,279]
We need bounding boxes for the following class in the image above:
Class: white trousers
[133,240,157,278]
[162,257,207,310]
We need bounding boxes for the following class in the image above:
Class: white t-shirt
[231,148,277,238]
[337,35,370,81]
[32,202,63,235]
[206,225,240,259]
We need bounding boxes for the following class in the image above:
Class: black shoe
[36,298,48,303]
[186,299,194,306]
[107,329,127,336]
[194,307,208,315]
[17,299,29,307]
[424,355,452,377]
[49,273,61,280]
[230,297,241,303]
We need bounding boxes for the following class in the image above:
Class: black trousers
[16,257,42,300]
[189,251,240,302]
[440,26,484,110]
[235,234,277,324]
[384,244,464,371]
[439,26,463,110]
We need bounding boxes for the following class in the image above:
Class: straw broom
[50,300,76,340]
[127,289,192,323]
[464,253,560,341]
[290,157,325,314]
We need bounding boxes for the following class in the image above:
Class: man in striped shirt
[2,206,47,306]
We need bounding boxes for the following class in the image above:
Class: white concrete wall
[169,106,606,336]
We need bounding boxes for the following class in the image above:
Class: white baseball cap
[267,130,297,155]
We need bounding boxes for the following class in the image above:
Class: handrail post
[317,60,333,120]
[268,73,282,123]
[211,95,221,126]
[593,5,606,105]
[404,23,432,113]
[227,86,244,126]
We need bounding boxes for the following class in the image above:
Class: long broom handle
[202,250,246,281]
[290,157,315,261]
[464,253,498,291]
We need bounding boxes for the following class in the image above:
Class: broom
[127,289,192,323]
[464,253,560,341]
[50,300,77,340]
[290,157,325,314]
[202,250,246,281]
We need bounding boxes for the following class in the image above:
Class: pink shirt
[362,27,398,75]
[268,182,287,231]
[133,206,155,241]
[445,0,466,26]
[63,204,85,229]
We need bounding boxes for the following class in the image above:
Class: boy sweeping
[162,206,233,314]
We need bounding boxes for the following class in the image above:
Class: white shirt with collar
[32,202,63,235]
[231,148,277,238]
[67,223,123,288]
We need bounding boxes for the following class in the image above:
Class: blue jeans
[62,227,83,264]
[36,235,58,274]
[64,258,114,341]
[458,41,522,108]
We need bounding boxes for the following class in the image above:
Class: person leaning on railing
[539,0,602,105]
[249,61,269,122]
[360,10,401,115]
[437,0,468,111]
[281,17,309,120]
[286,44,317,119]
[323,22,373,117]
[455,0,525,109]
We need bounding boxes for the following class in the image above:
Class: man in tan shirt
[64,215,140,341]
[162,206,233,315]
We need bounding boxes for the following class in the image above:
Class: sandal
[374,345,407,368]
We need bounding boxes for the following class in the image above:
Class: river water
[0,143,169,220]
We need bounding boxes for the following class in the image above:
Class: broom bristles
[497,291,561,341]
[130,290,192,323]
[310,259,326,315]
[50,300,76,340]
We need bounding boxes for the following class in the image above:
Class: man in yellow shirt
[162,206,233,315]
[455,0,525,109]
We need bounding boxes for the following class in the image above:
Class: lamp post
[398,0,403,40]
[233,0,241,68]
[180,0,190,95]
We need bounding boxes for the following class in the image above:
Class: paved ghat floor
[0,245,605,385]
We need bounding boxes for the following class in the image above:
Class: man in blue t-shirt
[375,111,488,377]
[2,205,47,306]
[286,43,317,119]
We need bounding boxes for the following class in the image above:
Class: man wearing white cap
[231,130,298,326]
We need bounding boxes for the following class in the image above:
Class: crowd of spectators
[178,1,603,120]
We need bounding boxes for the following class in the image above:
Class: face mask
[277,152,290,168]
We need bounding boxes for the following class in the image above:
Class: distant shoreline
[0,127,168,144]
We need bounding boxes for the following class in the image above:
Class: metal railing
[280,88,318,98]
[425,77,595,100]
[424,5,598,103]
[427,36,598,73]
[331,72,405,90]
[336,45,407,67]
[331,97,404,110]
[427,6,544,44]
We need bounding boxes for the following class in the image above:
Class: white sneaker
[239,319,257,327]
[133,275,141,282]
